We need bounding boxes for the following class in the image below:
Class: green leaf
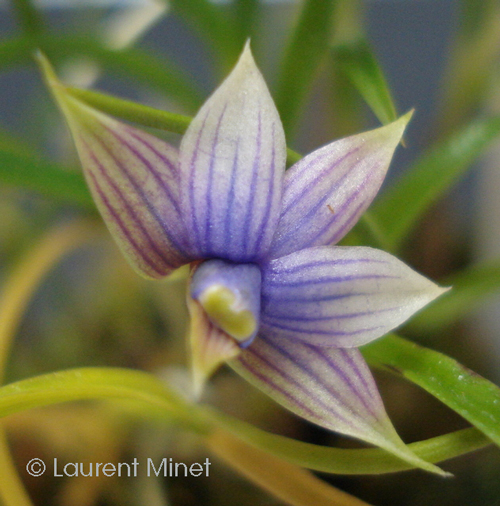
[0,36,32,70]
[274,0,337,138]
[438,0,500,134]
[410,260,500,332]
[0,367,490,475]
[0,367,206,433]
[363,334,500,447]
[10,0,45,38]
[66,87,192,135]
[2,34,202,111]
[64,86,303,168]
[332,39,398,126]
[0,148,92,207]
[209,408,490,474]
[168,0,240,72]
[372,116,500,252]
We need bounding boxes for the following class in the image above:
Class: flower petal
[231,331,446,474]
[187,293,241,397]
[179,42,286,262]
[268,114,410,259]
[39,53,191,279]
[261,246,448,348]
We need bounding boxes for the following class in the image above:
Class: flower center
[190,259,262,346]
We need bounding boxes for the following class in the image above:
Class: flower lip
[190,259,262,346]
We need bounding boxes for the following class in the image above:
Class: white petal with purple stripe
[71,102,192,279]
[232,331,444,473]
[261,246,448,348]
[268,114,410,259]
[179,43,286,262]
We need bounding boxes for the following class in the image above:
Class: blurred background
[1,0,500,505]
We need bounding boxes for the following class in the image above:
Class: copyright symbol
[26,458,46,477]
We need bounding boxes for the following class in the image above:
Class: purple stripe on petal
[87,169,166,277]
[237,351,323,422]
[261,320,384,337]
[84,144,176,268]
[224,137,241,252]
[321,168,381,246]
[253,122,276,255]
[261,245,447,347]
[292,341,379,420]
[239,337,361,428]
[268,119,409,258]
[205,105,228,254]
[342,348,380,402]
[263,306,403,322]
[231,333,398,444]
[264,273,399,289]
[279,147,347,216]
[123,126,179,175]
[103,125,184,218]
[282,151,364,240]
[267,257,388,277]
[242,109,262,254]
[88,131,189,259]
[179,44,286,262]
[263,336,379,422]
[188,108,210,252]
[262,291,377,305]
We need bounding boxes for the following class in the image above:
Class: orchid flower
[39,44,447,473]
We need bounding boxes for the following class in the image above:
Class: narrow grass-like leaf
[438,0,500,134]
[42,35,203,110]
[410,260,500,332]
[10,0,45,37]
[274,0,337,138]
[0,148,92,207]
[0,367,205,432]
[64,86,303,167]
[0,367,490,475]
[67,87,191,134]
[11,0,44,37]
[332,39,397,126]
[363,333,500,446]
[2,34,202,111]
[0,36,32,70]
[208,408,490,474]
[168,0,240,72]
[372,116,500,252]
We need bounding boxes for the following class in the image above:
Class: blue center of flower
[190,259,262,347]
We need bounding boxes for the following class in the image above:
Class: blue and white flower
[40,44,447,473]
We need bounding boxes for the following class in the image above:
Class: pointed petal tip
[35,51,69,107]
[35,51,97,130]
[179,27,286,261]
[381,438,451,476]
[35,50,59,87]
[401,108,415,124]
[238,38,256,67]
[377,109,413,146]
[420,280,450,309]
